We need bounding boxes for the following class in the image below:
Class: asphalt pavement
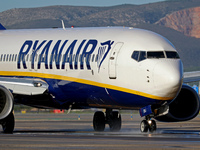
[0,112,200,149]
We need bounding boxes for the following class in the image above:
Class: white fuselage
[0,27,183,109]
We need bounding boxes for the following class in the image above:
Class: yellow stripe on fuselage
[0,71,173,101]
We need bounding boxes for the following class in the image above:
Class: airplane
[0,23,199,134]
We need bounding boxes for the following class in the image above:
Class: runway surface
[0,112,200,149]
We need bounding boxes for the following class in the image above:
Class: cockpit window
[131,51,146,62]
[139,51,146,61]
[147,51,165,59]
[166,51,180,59]
[131,50,179,62]
[131,51,139,61]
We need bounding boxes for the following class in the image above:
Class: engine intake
[0,85,13,120]
[156,84,200,122]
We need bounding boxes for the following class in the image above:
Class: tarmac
[0,112,200,149]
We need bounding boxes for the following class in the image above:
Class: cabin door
[108,42,123,79]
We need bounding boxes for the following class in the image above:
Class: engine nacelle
[156,84,200,122]
[0,85,14,120]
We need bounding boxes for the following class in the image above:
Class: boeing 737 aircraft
[0,23,199,133]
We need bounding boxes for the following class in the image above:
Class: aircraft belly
[106,88,167,108]
[45,79,117,107]
[44,78,168,109]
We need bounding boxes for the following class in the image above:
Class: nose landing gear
[140,116,157,133]
[139,104,169,133]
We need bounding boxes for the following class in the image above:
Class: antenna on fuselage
[61,20,66,30]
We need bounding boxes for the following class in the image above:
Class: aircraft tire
[1,112,15,134]
[140,120,149,132]
[149,120,157,133]
[109,111,121,132]
[93,111,105,131]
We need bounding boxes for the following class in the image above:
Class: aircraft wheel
[149,120,157,133]
[109,111,121,132]
[93,111,105,131]
[140,120,149,133]
[1,112,15,134]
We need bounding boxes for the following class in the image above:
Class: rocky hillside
[1,0,200,29]
[156,7,200,38]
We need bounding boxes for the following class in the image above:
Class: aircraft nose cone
[153,60,183,98]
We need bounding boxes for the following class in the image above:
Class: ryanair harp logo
[17,39,114,71]
[97,41,114,72]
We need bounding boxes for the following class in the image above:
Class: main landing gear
[93,109,121,132]
[0,112,15,134]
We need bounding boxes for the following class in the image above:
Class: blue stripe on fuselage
[1,74,168,109]
[43,78,167,109]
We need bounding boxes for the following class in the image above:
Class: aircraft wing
[0,77,49,95]
[183,71,200,83]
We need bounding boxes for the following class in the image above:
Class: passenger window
[22,54,26,61]
[50,54,53,63]
[92,54,95,62]
[81,54,84,62]
[35,54,38,62]
[9,54,12,61]
[3,54,6,61]
[0,54,3,61]
[29,54,32,62]
[14,54,17,61]
[12,54,14,61]
[6,54,9,61]
[69,54,72,62]
[79,54,82,62]
[26,54,29,61]
[131,51,139,61]
[73,54,75,62]
[87,54,91,62]
[75,54,78,62]
[59,54,62,62]
[95,54,98,62]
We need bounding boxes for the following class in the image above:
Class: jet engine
[0,85,14,120]
[156,84,200,122]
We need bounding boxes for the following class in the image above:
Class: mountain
[0,0,200,71]
[156,7,200,38]
[1,0,200,29]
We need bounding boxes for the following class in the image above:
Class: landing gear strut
[140,116,157,133]
[139,104,169,133]
[93,109,121,132]
[1,112,15,134]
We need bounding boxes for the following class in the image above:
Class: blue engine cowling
[155,84,200,122]
[0,85,14,121]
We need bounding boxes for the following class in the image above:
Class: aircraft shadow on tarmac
[7,127,200,135]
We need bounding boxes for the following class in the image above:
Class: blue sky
[0,0,165,12]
